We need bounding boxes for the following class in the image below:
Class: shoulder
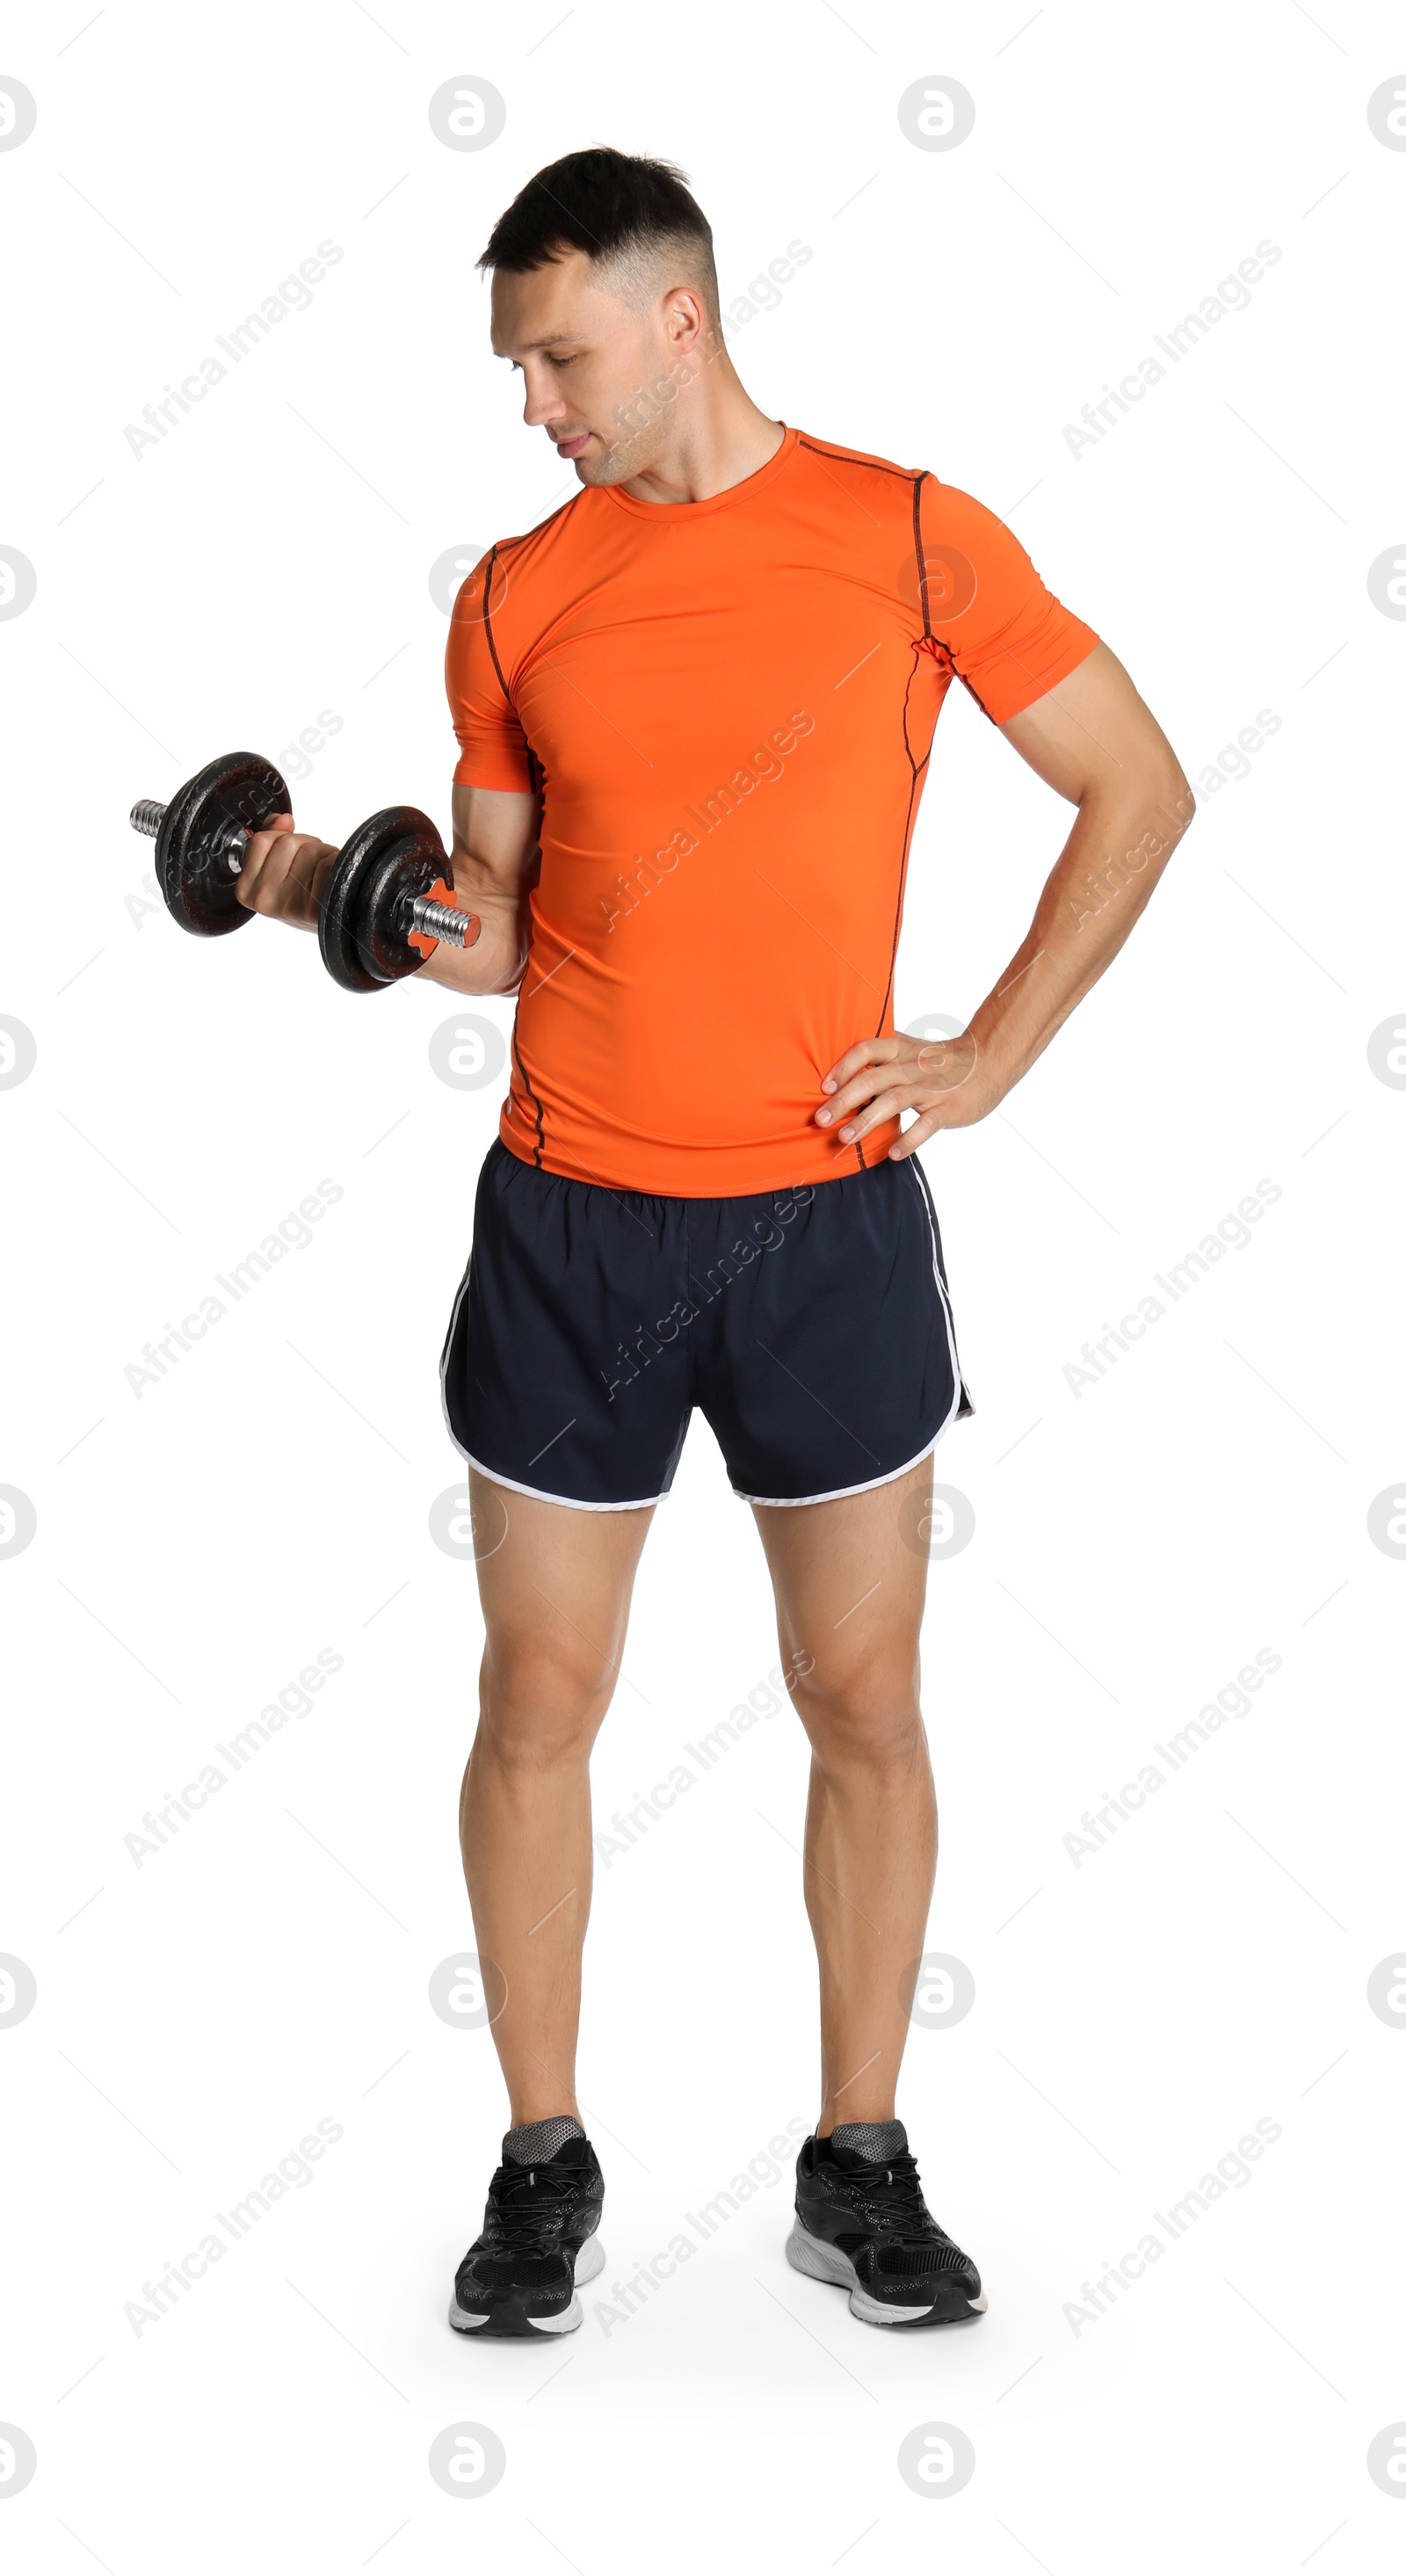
[449,491,590,631]
[790,432,938,546]
[916,476,1023,548]
[792,431,1039,577]
[792,428,927,491]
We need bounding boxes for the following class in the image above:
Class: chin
[574,446,634,490]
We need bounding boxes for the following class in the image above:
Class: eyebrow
[497,330,591,356]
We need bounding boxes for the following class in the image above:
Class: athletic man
[236,149,1193,2337]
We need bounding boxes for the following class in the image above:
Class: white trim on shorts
[438,1249,475,1456]
[460,1450,669,1513]
[734,1424,948,1510]
[909,1154,967,1408]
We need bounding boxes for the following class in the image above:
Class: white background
[2,0,1403,2565]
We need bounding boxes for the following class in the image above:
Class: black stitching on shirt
[912,470,931,640]
[482,548,512,708]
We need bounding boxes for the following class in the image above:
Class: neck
[617,348,784,505]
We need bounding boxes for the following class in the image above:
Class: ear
[660,283,709,359]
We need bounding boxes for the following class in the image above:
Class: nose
[520,367,568,432]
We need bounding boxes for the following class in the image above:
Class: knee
[476,1641,612,1773]
[792,1661,924,1777]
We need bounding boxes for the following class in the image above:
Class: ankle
[816,2107,897,2138]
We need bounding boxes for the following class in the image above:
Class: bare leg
[460,1469,654,2126]
[751,1455,935,2134]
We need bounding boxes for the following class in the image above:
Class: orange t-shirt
[446,424,1097,1196]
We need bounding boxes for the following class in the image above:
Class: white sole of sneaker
[785,2221,988,2326]
[449,2232,605,2334]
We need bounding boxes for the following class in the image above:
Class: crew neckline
[602,421,799,520]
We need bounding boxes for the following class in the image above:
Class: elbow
[1168,768,1196,835]
[1146,766,1194,861]
[1162,751,1195,829]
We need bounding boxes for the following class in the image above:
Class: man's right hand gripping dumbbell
[232,801,333,932]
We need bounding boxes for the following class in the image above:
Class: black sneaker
[786,2120,987,2328]
[449,2118,605,2339]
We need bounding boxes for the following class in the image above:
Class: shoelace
[486,2163,582,2249]
[841,2152,949,2238]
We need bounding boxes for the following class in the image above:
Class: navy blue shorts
[440,1140,973,1510]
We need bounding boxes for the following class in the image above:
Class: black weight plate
[319,807,449,993]
[357,838,452,983]
[317,813,393,992]
[157,751,290,937]
[152,770,207,918]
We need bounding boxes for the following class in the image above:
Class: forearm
[968,766,1194,1098]
[420,785,542,997]
[418,903,528,998]
[418,860,533,998]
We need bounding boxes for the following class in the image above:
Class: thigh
[751,1452,932,1716]
[470,1468,656,1700]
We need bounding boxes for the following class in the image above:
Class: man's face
[490,249,699,486]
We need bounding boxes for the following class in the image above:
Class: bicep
[450,782,542,899]
[998,640,1189,808]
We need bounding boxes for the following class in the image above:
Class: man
[236,148,1192,2339]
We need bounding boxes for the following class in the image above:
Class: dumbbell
[129,749,479,992]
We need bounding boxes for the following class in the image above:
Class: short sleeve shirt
[446,424,1098,1195]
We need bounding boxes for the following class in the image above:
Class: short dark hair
[478,146,717,314]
